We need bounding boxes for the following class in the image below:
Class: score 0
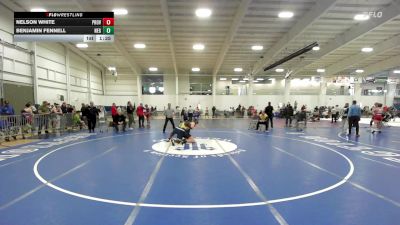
[103,18,114,26]
[102,17,114,34]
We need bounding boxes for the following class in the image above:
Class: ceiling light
[149,67,158,72]
[239,80,246,83]
[113,8,128,15]
[312,46,320,51]
[76,43,88,48]
[393,70,400,74]
[193,43,205,50]
[220,78,227,81]
[355,69,364,73]
[361,47,373,52]
[268,78,275,81]
[256,78,264,81]
[195,8,212,18]
[253,80,259,83]
[134,43,146,49]
[108,66,116,71]
[231,78,239,81]
[317,69,325,73]
[234,68,243,72]
[251,45,263,51]
[278,11,294,18]
[30,8,47,12]
[243,78,249,81]
[275,68,284,72]
[192,67,200,72]
[354,14,370,21]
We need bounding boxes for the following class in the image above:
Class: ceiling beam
[363,54,400,76]
[326,34,400,76]
[212,0,252,76]
[72,0,142,74]
[160,0,178,76]
[251,0,338,75]
[292,0,400,76]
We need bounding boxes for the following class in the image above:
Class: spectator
[87,102,99,133]
[137,103,145,128]
[256,111,268,131]
[264,102,274,128]
[285,103,294,127]
[181,107,188,121]
[331,105,339,123]
[111,103,118,121]
[144,104,151,127]
[1,100,15,115]
[127,101,135,130]
[81,103,88,125]
[212,106,216,118]
[61,102,68,114]
[113,109,127,132]
[38,101,50,134]
[188,106,194,121]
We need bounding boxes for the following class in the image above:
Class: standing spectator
[21,103,34,138]
[38,101,50,134]
[1,100,15,115]
[144,104,151,127]
[331,105,339,123]
[87,102,99,133]
[137,103,145,128]
[127,101,135,130]
[193,107,200,124]
[163,103,175,133]
[212,106,216,118]
[111,103,118,121]
[51,103,63,131]
[341,103,349,134]
[61,102,68,114]
[188,106,194,121]
[181,107,188,121]
[348,100,361,137]
[284,103,294,127]
[204,107,210,119]
[81,103,88,125]
[264,102,274,128]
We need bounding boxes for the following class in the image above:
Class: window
[142,75,164,95]
[189,76,212,95]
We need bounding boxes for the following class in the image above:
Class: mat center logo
[147,137,246,159]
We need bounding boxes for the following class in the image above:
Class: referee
[163,103,175,133]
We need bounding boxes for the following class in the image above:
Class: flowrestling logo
[145,137,246,159]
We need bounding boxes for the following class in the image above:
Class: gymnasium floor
[0,119,399,225]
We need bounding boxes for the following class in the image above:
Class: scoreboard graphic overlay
[14,12,114,42]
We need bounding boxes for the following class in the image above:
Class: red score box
[102,18,114,26]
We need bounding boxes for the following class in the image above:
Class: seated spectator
[113,110,127,132]
[256,111,269,131]
[72,111,85,130]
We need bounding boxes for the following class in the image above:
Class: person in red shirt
[136,103,145,128]
[111,103,118,121]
